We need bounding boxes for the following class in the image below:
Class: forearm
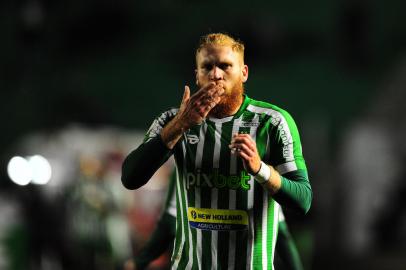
[121,135,172,190]
[160,115,188,149]
[272,169,312,214]
[260,164,282,194]
[134,213,176,269]
[255,163,311,214]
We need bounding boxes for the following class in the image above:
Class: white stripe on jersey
[213,122,222,168]
[278,206,285,222]
[276,161,298,174]
[182,143,194,270]
[185,178,194,270]
[262,189,268,270]
[228,117,241,269]
[172,165,185,270]
[248,114,259,210]
[211,188,219,269]
[167,193,177,217]
[210,122,222,270]
[194,124,207,270]
[247,114,260,270]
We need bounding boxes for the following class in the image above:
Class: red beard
[208,83,244,118]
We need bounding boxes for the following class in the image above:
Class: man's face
[195,45,248,97]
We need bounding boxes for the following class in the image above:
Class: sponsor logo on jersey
[186,134,199,144]
[240,121,260,127]
[145,109,178,142]
[186,169,251,191]
[277,124,293,158]
[187,207,249,231]
[191,210,197,219]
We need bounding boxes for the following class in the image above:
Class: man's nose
[210,66,223,80]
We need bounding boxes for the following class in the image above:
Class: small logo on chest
[186,134,199,144]
[241,121,260,127]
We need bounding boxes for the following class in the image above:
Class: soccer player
[122,33,312,269]
[124,173,305,270]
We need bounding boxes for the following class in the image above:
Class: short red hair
[196,33,245,63]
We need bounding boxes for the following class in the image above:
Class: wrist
[173,114,190,133]
[253,161,271,184]
[160,117,187,149]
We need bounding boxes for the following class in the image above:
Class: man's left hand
[229,133,261,175]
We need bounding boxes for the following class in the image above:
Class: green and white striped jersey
[144,95,307,270]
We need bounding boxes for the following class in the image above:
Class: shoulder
[155,108,179,123]
[245,96,295,124]
[145,108,179,139]
[150,108,179,129]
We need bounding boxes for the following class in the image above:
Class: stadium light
[7,156,32,186]
[28,155,52,185]
[7,155,52,186]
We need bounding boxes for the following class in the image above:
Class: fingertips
[229,145,237,155]
[204,82,216,90]
[183,86,190,101]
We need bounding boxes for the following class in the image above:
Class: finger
[183,86,191,103]
[198,83,224,100]
[233,133,252,139]
[200,103,214,118]
[210,85,225,97]
[200,94,222,111]
[229,143,255,157]
[231,137,254,148]
[232,134,255,144]
[237,151,250,161]
[233,143,256,156]
[193,82,216,98]
[189,86,215,108]
[192,82,224,104]
[192,95,220,112]
[180,86,191,110]
[196,92,222,109]
[230,146,250,162]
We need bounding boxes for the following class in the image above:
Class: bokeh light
[7,156,32,186]
[28,155,52,185]
[7,155,52,186]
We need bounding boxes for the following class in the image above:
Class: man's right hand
[176,82,224,128]
[160,82,224,149]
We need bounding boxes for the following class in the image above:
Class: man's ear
[242,65,249,83]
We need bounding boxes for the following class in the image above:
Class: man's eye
[219,63,231,70]
[203,65,212,70]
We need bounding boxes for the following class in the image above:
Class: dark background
[1,0,406,269]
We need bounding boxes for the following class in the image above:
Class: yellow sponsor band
[188,207,248,225]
